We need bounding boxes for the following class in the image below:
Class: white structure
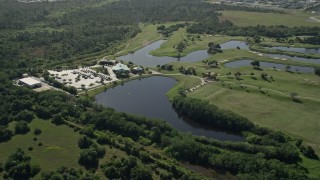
[112,63,130,73]
[19,77,42,88]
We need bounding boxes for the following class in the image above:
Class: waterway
[95,76,244,141]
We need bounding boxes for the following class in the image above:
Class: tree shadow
[293,98,303,104]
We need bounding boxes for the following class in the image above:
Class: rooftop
[19,77,41,85]
[112,63,130,71]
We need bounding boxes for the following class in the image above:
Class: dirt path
[309,16,320,23]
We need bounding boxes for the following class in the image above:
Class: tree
[33,128,42,136]
[14,121,30,134]
[315,67,320,76]
[104,166,120,179]
[250,60,260,69]
[207,42,222,54]
[130,166,152,180]
[78,136,93,149]
[15,110,34,123]
[285,65,291,72]
[52,113,64,125]
[4,148,40,179]
[0,128,13,142]
[78,148,99,169]
[290,92,298,101]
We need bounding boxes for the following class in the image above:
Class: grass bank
[0,119,82,172]
[220,10,320,27]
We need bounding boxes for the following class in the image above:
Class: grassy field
[117,24,161,56]
[149,26,245,57]
[189,81,320,177]
[184,65,320,152]
[0,119,82,173]
[220,10,320,27]
[150,28,187,57]
[165,74,202,99]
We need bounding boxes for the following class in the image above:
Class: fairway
[0,119,82,172]
[220,10,320,27]
[114,24,161,57]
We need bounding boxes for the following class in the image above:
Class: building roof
[133,66,143,71]
[112,63,130,71]
[19,77,41,86]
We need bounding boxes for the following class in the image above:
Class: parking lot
[48,67,117,90]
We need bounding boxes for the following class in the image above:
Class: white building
[112,63,130,73]
[19,77,42,88]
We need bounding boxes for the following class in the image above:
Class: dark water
[118,40,320,67]
[264,53,320,64]
[268,46,320,54]
[224,59,315,73]
[117,40,211,67]
[95,76,244,141]
[220,40,250,50]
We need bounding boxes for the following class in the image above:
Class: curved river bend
[95,76,244,141]
[118,40,320,66]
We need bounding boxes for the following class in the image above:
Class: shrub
[33,128,42,135]
[97,135,110,145]
[15,121,30,135]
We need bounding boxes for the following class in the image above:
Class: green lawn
[220,10,320,27]
[150,27,187,57]
[0,119,82,172]
[119,24,161,55]
[165,74,202,99]
[186,65,320,154]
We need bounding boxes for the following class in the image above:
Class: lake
[117,40,211,67]
[267,46,320,55]
[224,59,315,73]
[95,76,244,141]
[118,40,320,67]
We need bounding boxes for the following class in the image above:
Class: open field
[189,81,320,176]
[183,65,320,152]
[150,27,245,57]
[220,10,320,27]
[165,74,202,99]
[150,28,187,57]
[0,119,82,172]
[116,24,161,56]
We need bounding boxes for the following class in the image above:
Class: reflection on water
[95,76,244,141]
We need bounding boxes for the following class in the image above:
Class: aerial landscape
[0,0,320,179]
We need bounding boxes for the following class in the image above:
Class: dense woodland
[0,72,317,179]
[0,0,319,179]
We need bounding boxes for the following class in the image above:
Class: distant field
[0,119,82,172]
[150,28,187,57]
[119,24,161,55]
[220,10,320,27]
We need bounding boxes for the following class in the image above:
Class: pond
[264,53,320,64]
[224,60,315,73]
[117,40,212,67]
[118,40,320,67]
[267,46,320,55]
[117,40,250,67]
[95,76,244,141]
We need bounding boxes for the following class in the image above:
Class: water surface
[95,76,244,141]
[224,60,314,73]
[268,46,320,54]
